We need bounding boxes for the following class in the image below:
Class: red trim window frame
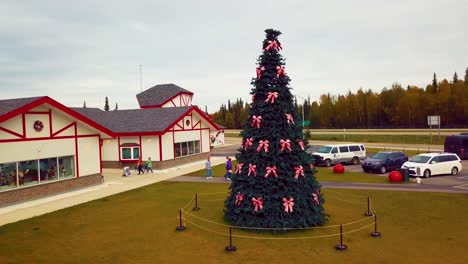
[119,143,141,162]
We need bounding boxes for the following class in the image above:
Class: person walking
[205,156,212,179]
[137,158,144,175]
[146,157,153,173]
[225,156,232,180]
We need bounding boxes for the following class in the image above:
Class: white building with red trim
[0,84,219,206]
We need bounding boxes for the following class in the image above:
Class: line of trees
[211,69,468,128]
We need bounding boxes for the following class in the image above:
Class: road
[211,137,468,190]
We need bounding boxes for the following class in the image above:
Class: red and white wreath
[33,120,44,132]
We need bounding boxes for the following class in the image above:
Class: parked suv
[362,151,408,174]
[444,134,468,160]
[312,144,366,167]
[401,153,462,178]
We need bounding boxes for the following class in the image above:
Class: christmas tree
[224,29,326,229]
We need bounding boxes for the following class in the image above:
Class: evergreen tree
[224,29,326,229]
[114,102,118,111]
[83,100,87,108]
[465,67,468,84]
[104,97,110,111]
[453,72,459,83]
[432,73,438,93]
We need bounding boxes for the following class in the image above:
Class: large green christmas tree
[224,29,326,229]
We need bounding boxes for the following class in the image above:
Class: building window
[0,155,76,192]
[59,156,75,179]
[0,162,17,191]
[18,160,39,187]
[174,140,201,158]
[120,143,141,160]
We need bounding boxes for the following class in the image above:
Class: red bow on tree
[264,40,282,52]
[294,165,304,179]
[297,139,305,150]
[251,115,262,128]
[276,66,287,78]
[252,197,263,212]
[280,139,292,152]
[312,193,320,205]
[235,193,244,206]
[235,163,244,174]
[256,140,270,153]
[265,165,278,178]
[248,163,257,177]
[265,92,279,104]
[256,66,265,79]
[244,137,254,150]
[282,197,294,213]
[252,93,256,103]
[285,114,295,125]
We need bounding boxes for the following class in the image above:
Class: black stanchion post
[176,208,186,232]
[225,227,237,252]
[371,214,381,237]
[335,224,347,250]
[193,193,200,211]
[364,196,373,216]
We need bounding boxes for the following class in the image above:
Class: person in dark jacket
[225,156,232,180]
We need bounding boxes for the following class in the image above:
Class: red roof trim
[139,92,193,109]
[161,106,220,134]
[0,96,116,138]
[0,126,24,139]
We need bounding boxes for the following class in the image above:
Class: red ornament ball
[333,164,345,174]
[388,171,403,182]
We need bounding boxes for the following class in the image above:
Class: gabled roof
[0,96,115,137]
[136,83,193,108]
[72,105,219,135]
[0,96,44,117]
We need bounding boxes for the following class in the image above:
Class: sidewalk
[0,156,226,227]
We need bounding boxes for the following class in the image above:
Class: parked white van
[312,144,367,167]
[401,152,462,178]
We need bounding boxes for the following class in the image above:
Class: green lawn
[184,160,389,183]
[0,182,466,264]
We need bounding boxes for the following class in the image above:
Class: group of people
[205,156,232,180]
[137,157,153,175]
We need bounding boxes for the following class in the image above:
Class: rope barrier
[181,196,196,211]
[183,217,376,240]
[182,209,339,229]
[197,191,229,196]
[369,198,377,214]
[182,208,373,231]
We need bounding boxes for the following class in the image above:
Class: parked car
[401,153,462,178]
[312,144,366,167]
[362,151,408,174]
[444,134,468,160]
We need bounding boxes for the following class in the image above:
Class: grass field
[184,160,389,183]
[0,182,466,264]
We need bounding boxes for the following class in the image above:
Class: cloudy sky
[1,0,467,112]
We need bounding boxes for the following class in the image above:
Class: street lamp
[294,94,306,127]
